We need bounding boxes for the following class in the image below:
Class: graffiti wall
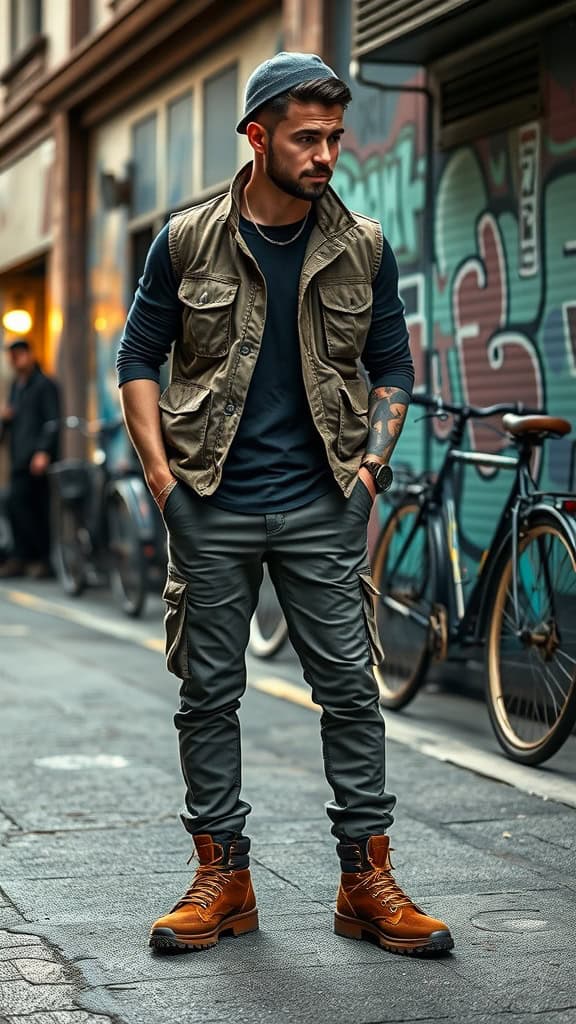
[333,25,576,553]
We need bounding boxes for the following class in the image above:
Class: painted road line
[250,676,319,712]
[0,624,30,636]
[143,637,165,652]
[4,587,156,645]
[2,585,575,809]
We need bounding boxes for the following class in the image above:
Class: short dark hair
[256,77,352,131]
[7,339,31,353]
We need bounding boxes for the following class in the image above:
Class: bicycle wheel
[249,565,288,658]
[371,500,434,709]
[486,509,576,765]
[107,491,148,618]
[52,502,87,596]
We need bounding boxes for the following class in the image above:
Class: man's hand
[30,451,50,476]
[150,472,178,511]
[358,465,377,501]
[119,380,177,511]
[0,404,14,423]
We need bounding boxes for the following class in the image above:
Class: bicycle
[249,563,288,658]
[371,394,576,766]
[49,417,165,617]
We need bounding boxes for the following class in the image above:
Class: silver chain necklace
[243,193,310,247]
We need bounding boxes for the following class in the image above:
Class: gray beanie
[236,51,338,134]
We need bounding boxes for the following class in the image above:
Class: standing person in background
[0,339,60,578]
[118,52,454,958]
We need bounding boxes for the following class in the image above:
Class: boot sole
[334,912,454,957]
[149,908,259,953]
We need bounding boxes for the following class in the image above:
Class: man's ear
[246,121,268,156]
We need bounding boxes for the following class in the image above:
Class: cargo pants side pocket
[163,569,189,678]
[358,570,386,667]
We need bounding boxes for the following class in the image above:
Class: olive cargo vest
[163,163,383,497]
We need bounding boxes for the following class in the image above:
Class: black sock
[336,836,370,873]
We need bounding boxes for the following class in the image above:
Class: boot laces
[360,867,413,912]
[178,864,231,910]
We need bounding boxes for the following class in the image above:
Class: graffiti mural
[335,124,426,262]
[333,59,576,551]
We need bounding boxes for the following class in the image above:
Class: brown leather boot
[334,835,454,956]
[149,834,258,952]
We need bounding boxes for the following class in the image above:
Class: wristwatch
[361,461,393,493]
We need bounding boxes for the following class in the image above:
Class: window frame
[126,58,240,232]
[10,0,43,58]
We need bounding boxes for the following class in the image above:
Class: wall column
[49,110,88,457]
[282,0,328,55]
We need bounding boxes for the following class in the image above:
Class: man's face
[264,100,345,201]
[8,346,33,374]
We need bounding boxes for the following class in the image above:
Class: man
[0,339,59,578]
[118,52,453,957]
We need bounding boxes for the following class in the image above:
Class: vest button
[239,344,251,356]
[224,402,236,415]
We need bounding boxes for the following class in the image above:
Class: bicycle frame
[383,412,576,655]
[433,441,526,646]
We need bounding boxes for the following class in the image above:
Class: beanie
[236,51,338,134]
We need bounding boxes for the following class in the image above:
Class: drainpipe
[349,61,435,472]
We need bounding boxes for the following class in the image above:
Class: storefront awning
[352,0,576,64]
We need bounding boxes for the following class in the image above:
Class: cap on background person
[5,339,31,353]
[236,51,338,134]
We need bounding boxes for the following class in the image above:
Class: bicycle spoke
[556,647,576,667]
[552,656,574,687]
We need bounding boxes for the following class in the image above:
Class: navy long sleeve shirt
[117,215,413,513]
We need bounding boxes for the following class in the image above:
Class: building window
[131,114,158,216]
[10,0,42,56]
[203,64,238,189]
[167,91,193,207]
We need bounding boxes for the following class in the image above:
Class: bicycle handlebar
[411,394,540,420]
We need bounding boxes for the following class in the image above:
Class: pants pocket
[163,569,189,678]
[359,570,385,666]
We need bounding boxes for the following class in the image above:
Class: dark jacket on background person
[1,366,60,474]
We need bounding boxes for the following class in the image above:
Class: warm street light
[2,308,33,334]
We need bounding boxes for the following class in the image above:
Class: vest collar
[223,161,356,240]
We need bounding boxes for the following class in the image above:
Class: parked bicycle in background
[49,417,165,617]
[371,394,576,766]
[49,418,292,648]
[249,563,288,658]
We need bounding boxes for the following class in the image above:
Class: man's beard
[266,141,331,200]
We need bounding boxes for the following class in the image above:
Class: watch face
[375,464,393,491]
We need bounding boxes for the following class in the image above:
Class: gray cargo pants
[162,479,396,841]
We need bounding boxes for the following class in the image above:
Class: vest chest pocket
[319,282,373,360]
[178,277,240,357]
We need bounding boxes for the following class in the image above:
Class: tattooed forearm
[365,386,410,462]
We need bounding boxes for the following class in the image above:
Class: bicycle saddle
[502,413,572,438]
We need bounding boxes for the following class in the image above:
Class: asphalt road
[0,578,575,1024]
